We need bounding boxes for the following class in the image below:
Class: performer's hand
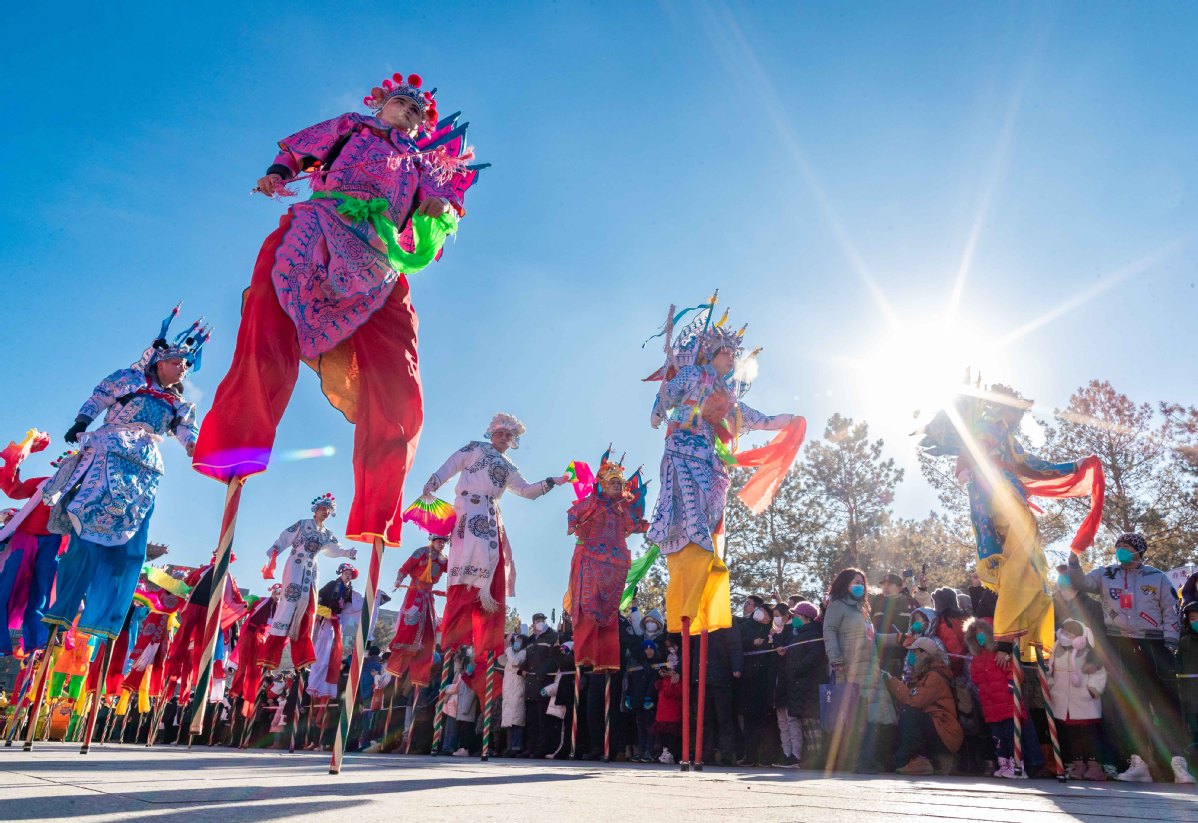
[185,442,195,458]
[554,474,571,487]
[257,174,284,196]
[417,197,450,217]
[347,549,358,560]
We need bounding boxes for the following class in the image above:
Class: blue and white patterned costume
[43,369,197,546]
[647,364,786,556]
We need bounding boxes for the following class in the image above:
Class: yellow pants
[665,543,732,635]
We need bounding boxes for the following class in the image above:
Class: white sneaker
[452,748,469,757]
[992,757,1010,777]
[659,748,675,765]
[1172,756,1197,784]
[1116,755,1152,783]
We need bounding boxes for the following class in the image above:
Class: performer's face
[314,505,332,524]
[381,96,422,133]
[600,477,624,498]
[156,357,189,387]
[710,348,734,376]
[490,429,514,452]
[341,569,353,583]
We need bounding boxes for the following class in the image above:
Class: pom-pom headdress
[363,70,440,132]
[134,302,213,374]
[311,492,337,516]
[485,412,527,449]
[336,563,359,579]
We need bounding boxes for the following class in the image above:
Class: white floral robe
[424,442,553,603]
[647,365,786,556]
[266,518,354,639]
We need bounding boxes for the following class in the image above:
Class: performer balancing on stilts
[420,413,571,703]
[642,293,804,770]
[386,535,448,690]
[28,307,208,751]
[307,562,359,743]
[564,450,648,759]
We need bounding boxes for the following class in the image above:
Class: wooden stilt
[23,624,59,752]
[329,536,384,774]
[80,639,115,753]
[680,616,691,771]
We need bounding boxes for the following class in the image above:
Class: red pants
[443,542,507,702]
[572,615,620,672]
[228,629,265,701]
[385,630,435,686]
[192,212,423,546]
[162,603,207,694]
[259,591,316,669]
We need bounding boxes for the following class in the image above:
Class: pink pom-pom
[424,91,433,100]
[362,96,373,106]
[392,72,403,83]
[371,86,383,99]
[407,73,422,88]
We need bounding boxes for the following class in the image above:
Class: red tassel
[392,72,403,83]
[407,73,422,88]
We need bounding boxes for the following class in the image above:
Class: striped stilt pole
[329,536,384,774]
[23,624,59,751]
[80,640,115,753]
[430,674,450,755]
[402,683,418,754]
[481,652,496,761]
[101,698,118,744]
[694,630,708,772]
[1033,644,1065,782]
[118,703,132,744]
[187,479,245,741]
[602,671,612,762]
[1011,636,1024,777]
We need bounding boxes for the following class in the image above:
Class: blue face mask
[1057,573,1072,589]
[976,632,988,646]
[1115,547,1137,565]
[1190,620,1198,633]
[791,616,804,629]
[910,621,925,634]
[849,584,866,600]
[906,651,917,667]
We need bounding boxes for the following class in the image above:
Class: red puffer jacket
[963,617,1021,723]
[654,675,683,724]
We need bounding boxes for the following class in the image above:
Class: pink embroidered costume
[192,70,484,547]
[566,455,649,671]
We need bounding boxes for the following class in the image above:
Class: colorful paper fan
[403,496,457,536]
[143,566,192,597]
[566,460,594,501]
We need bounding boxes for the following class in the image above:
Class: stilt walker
[385,535,448,690]
[420,414,570,700]
[29,306,207,752]
[186,66,482,772]
[643,293,804,773]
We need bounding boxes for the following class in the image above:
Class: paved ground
[1,743,1195,822]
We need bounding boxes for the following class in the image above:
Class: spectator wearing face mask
[964,616,1043,779]
[625,639,660,762]
[1047,619,1108,780]
[500,633,528,755]
[776,601,826,769]
[1067,532,1188,782]
[521,612,558,758]
[931,587,968,676]
[737,601,778,766]
[823,567,896,773]
[872,572,916,677]
[884,637,963,776]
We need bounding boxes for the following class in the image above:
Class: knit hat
[1115,532,1148,555]
[932,586,960,615]
[790,601,820,621]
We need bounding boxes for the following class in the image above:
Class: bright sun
[856,317,1005,426]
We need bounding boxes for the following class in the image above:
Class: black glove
[64,415,92,444]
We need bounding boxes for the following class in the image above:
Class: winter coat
[500,642,526,728]
[782,620,828,720]
[872,593,916,676]
[1047,628,1106,722]
[963,617,1019,724]
[967,586,997,620]
[886,659,963,752]
[625,641,659,710]
[738,617,775,714]
[1071,561,1181,645]
[690,626,743,689]
[1179,618,1198,715]
[655,674,683,724]
[936,617,967,676]
[521,627,558,701]
[823,597,897,725]
[1053,590,1111,666]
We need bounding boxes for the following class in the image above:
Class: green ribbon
[311,190,458,275]
[620,543,661,611]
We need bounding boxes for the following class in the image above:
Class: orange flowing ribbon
[734,416,808,515]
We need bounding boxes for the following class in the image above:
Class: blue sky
[2,2,1196,619]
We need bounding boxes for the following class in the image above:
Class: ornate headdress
[133,303,212,374]
[644,290,759,394]
[311,492,337,516]
[485,412,527,449]
[337,563,359,579]
[363,71,439,132]
[595,445,626,487]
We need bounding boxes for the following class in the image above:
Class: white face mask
[752,607,767,623]
[772,616,784,627]
[643,620,660,634]
[534,621,547,633]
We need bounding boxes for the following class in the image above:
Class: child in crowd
[652,652,683,763]
[1047,618,1107,780]
[964,616,1044,779]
